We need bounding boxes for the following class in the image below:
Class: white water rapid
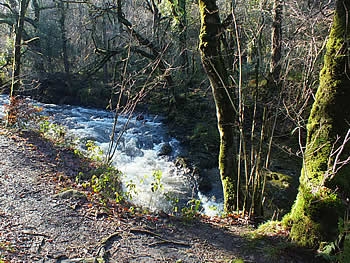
[0,95,223,215]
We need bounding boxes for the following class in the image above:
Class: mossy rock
[197,168,221,194]
[157,143,173,156]
[266,172,293,187]
[174,156,189,169]
[264,171,298,219]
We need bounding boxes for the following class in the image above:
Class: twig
[149,238,190,247]
[95,232,122,261]
[130,227,162,237]
[22,230,50,238]
[130,227,190,247]
[100,232,122,246]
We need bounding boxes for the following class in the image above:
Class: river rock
[125,146,144,157]
[198,168,222,195]
[157,143,172,156]
[137,134,154,149]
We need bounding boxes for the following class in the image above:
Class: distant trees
[168,0,189,74]
[0,0,333,100]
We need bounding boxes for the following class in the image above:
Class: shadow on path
[0,128,323,263]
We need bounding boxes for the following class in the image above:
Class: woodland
[0,0,350,262]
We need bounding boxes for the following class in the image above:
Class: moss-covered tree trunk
[285,0,350,248]
[198,0,238,212]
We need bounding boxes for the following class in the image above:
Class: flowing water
[0,95,223,215]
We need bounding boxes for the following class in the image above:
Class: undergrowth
[4,95,348,263]
[3,96,44,128]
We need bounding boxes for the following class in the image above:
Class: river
[0,94,223,215]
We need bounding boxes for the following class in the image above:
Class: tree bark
[10,0,29,97]
[58,0,70,74]
[7,0,29,126]
[285,0,350,248]
[150,0,161,40]
[269,0,283,84]
[102,15,109,84]
[198,0,238,212]
[178,0,188,74]
[168,0,188,73]
[31,0,45,72]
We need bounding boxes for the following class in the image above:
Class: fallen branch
[130,227,162,237]
[149,238,190,247]
[22,230,50,238]
[94,232,122,262]
[130,227,190,247]
[100,232,122,246]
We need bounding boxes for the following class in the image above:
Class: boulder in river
[157,143,173,156]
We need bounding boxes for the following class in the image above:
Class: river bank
[0,127,323,262]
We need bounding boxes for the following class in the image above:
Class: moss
[264,171,298,218]
[290,214,322,247]
[198,0,219,55]
[190,123,219,148]
[287,183,343,247]
[221,175,236,212]
[340,234,350,262]
[255,220,286,237]
[266,172,293,187]
[199,0,237,213]
[219,123,237,212]
[287,0,350,248]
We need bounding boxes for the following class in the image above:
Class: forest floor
[0,127,324,263]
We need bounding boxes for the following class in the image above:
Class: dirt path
[0,128,321,263]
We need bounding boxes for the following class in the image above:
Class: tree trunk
[58,0,70,74]
[198,0,238,212]
[10,0,29,97]
[285,0,350,248]
[31,0,45,73]
[102,15,109,84]
[150,0,160,41]
[7,0,29,126]
[268,0,283,89]
[177,0,189,74]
